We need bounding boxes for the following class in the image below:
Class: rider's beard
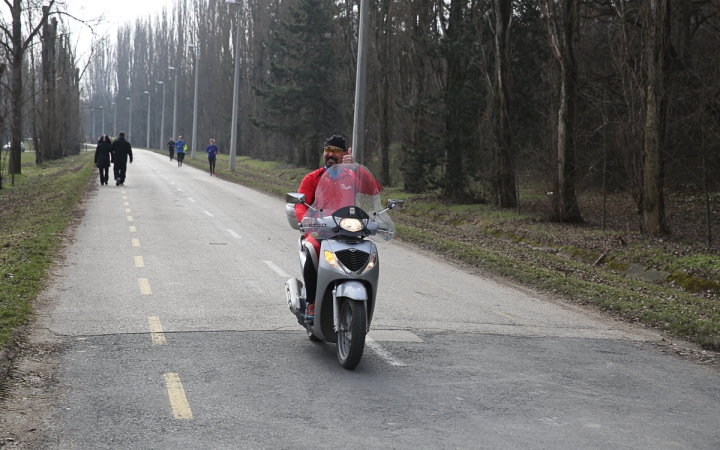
[325,154,339,166]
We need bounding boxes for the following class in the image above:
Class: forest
[82,0,719,242]
[0,1,83,188]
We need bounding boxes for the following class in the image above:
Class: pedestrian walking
[94,135,112,185]
[167,137,175,161]
[110,131,133,186]
[175,136,185,167]
[206,139,218,175]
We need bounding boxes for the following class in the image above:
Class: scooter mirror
[386,199,403,210]
[286,193,306,204]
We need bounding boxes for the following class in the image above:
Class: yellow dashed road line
[129,226,136,232]
[135,256,145,267]
[132,238,140,247]
[125,208,131,213]
[138,278,152,294]
[164,373,193,419]
[124,202,129,206]
[127,216,134,222]
[148,316,166,345]
[122,196,127,200]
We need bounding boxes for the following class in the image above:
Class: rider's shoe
[305,302,315,325]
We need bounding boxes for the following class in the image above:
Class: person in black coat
[167,138,175,161]
[110,131,133,186]
[94,135,112,185]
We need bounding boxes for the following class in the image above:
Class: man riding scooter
[294,135,381,324]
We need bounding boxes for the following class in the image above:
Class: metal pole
[127,97,132,142]
[145,91,151,149]
[113,102,117,138]
[92,109,96,142]
[159,81,166,151]
[228,1,242,171]
[351,0,370,165]
[170,67,178,141]
[191,46,199,159]
[101,107,105,135]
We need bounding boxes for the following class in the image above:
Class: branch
[21,0,56,52]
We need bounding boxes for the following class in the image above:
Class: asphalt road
[14,149,720,448]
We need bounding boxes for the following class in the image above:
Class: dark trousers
[114,163,127,184]
[209,157,216,173]
[98,166,109,184]
[169,149,174,160]
[177,153,185,165]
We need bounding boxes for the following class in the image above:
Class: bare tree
[544,0,582,222]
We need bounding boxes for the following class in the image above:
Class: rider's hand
[342,147,355,164]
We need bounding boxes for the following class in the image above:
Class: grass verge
[0,151,95,347]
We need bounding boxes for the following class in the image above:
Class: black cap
[324,135,346,151]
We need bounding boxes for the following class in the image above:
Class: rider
[294,135,381,323]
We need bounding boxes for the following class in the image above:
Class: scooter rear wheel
[336,298,366,369]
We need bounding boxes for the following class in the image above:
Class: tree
[544,0,582,222]
[0,0,54,177]
[640,0,670,234]
[254,0,346,168]
[491,0,516,207]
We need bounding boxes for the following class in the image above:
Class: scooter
[284,163,402,369]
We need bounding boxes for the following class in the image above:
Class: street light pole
[92,108,96,142]
[144,91,151,149]
[112,101,117,138]
[101,106,105,136]
[169,66,177,141]
[188,45,199,160]
[127,97,132,142]
[351,0,370,165]
[158,81,166,151]
[226,0,242,171]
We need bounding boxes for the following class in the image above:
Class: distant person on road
[110,131,133,186]
[206,139,218,175]
[94,135,112,186]
[167,137,175,161]
[175,136,185,167]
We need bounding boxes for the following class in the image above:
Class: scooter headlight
[361,253,377,274]
[324,250,340,269]
[339,217,364,232]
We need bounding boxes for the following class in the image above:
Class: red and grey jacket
[294,166,381,223]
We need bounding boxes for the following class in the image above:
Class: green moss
[668,271,720,294]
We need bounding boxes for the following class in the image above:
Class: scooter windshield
[301,163,396,242]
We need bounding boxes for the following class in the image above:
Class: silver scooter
[284,163,402,369]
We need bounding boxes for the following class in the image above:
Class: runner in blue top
[206,139,218,176]
[175,136,185,167]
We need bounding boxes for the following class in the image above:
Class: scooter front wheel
[336,298,366,369]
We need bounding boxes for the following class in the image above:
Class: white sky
[67,0,174,64]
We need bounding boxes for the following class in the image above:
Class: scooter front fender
[335,281,368,301]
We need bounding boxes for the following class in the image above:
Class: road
[4,149,720,449]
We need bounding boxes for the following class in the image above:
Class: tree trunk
[641,0,670,235]
[544,0,583,223]
[378,0,392,187]
[492,0,516,207]
[9,0,23,177]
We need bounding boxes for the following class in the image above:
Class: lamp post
[169,66,177,141]
[92,108,96,143]
[112,101,117,138]
[226,0,242,171]
[144,90,151,149]
[127,97,132,141]
[158,81,166,151]
[351,0,370,164]
[101,106,105,136]
[187,44,199,159]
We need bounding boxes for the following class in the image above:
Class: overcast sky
[68,0,174,64]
